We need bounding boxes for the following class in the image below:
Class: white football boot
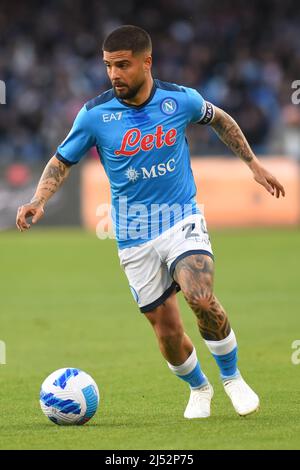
[223,376,259,416]
[184,383,214,419]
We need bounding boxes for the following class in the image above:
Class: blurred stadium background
[1,0,300,230]
[0,0,300,450]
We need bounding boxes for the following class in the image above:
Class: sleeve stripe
[55,152,76,166]
[197,101,215,125]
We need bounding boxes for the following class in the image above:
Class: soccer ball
[40,368,100,425]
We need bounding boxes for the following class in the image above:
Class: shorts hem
[139,281,179,313]
[169,249,214,279]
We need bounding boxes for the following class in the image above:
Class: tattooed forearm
[31,156,71,206]
[210,107,254,164]
[42,161,68,183]
[174,254,231,341]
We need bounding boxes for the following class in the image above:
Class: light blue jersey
[56,79,214,248]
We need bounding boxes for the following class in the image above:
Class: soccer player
[16,25,285,418]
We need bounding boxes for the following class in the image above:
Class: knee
[183,287,214,314]
[156,325,184,348]
[144,296,184,347]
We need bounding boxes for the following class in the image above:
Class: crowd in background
[1,0,300,164]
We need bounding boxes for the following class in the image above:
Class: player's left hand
[252,164,285,198]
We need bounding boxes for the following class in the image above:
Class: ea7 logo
[102,112,122,122]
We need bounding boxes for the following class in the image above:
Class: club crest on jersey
[114,125,177,157]
[160,98,178,115]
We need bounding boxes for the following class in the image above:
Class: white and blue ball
[40,368,99,425]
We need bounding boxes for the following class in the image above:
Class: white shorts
[118,214,214,313]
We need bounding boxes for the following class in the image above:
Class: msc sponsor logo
[142,158,176,179]
[115,125,177,156]
[125,167,140,182]
[125,158,176,182]
[160,98,178,115]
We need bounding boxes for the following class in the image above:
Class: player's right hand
[16,202,44,232]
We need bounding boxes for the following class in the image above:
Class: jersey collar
[114,80,157,109]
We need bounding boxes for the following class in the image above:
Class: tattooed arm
[209,106,285,198]
[16,156,71,231]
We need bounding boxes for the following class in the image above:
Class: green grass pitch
[0,227,300,450]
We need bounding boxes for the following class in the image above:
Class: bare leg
[173,254,231,341]
[144,290,193,365]
[172,254,259,416]
[144,287,213,418]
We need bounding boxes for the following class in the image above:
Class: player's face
[103,50,151,100]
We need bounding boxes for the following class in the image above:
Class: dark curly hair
[103,25,152,54]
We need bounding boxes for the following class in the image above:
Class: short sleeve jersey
[56,79,213,248]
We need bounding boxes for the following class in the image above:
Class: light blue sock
[205,330,240,381]
[167,347,208,389]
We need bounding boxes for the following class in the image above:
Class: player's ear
[143,53,152,72]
